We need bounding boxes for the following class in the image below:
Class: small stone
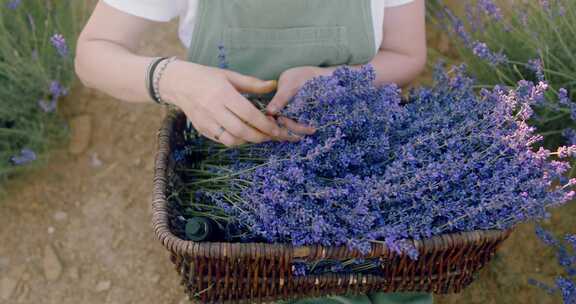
[48,227,55,234]
[53,211,68,222]
[95,280,111,292]
[43,245,63,281]
[132,157,143,168]
[90,153,103,168]
[69,115,92,155]
[0,277,18,300]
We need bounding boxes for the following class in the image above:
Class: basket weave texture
[152,111,512,304]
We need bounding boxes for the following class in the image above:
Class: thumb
[266,83,297,115]
[224,70,277,95]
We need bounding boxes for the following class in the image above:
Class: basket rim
[152,110,512,260]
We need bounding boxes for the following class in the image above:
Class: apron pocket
[224,26,350,80]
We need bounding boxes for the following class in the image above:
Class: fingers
[224,97,300,142]
[213,127,245,147]
[277,116,316,136]
[266,82,298,115]
[212,107,273,144]
[224,70,277,95]
[189,114,246,147]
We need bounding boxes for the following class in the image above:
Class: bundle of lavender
[171,64,575,262]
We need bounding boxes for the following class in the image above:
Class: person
[75,1,429,303]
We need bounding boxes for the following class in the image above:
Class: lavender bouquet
[173,64,576,261]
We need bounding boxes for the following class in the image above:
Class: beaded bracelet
[151,56,177,105]
[145,57,168,104]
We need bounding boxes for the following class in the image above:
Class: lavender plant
[530,226,576,304]
[428,0,576,153]
[173,64,576,259]
[0,0,88,186]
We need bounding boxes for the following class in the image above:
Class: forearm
[318,0,427,87]
[318,49,426,88]
[75,38,158,103]
[368,49,427,87]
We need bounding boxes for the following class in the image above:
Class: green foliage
[0,0,88,185]
[428,0,576,149]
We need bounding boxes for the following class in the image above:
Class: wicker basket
[152,110,512,304]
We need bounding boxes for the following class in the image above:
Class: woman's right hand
[161,60,300,147]
[76,3,299,147]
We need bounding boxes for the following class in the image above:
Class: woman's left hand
[266,66,331,136]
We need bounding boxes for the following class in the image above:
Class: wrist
[300,66,332,78]
[316,66,336,76]
[159,58,186,106]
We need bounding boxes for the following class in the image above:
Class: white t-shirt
[104,0,415,51]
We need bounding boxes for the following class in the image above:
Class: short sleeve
[103,0,184,22]
[384,0,414,7]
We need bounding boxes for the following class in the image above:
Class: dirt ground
[0,20,574,304]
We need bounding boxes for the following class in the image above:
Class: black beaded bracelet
[146,57,168,104]
[152,57,177,105]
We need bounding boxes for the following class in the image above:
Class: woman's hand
[266,66,328,135]
[162,60,300,147]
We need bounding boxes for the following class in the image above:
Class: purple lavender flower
[49,80,68,98]
[536,226,560,247]
[559,88,571,105]
[528,278,558,295]
[38,81,68,113]
[557,146,576,159]
[9,148,37,166]
[217,44,229,69]
[477,0,503,21]
[567,235,576,251]
[472,41,507,66]
[557,277,575,304]
[539,0,551,13]
[533,227,576,304]
[444,7,473,46]
[6,0,20,9]
[528,59,546,81]
[465,3,480,33]
[558,4,567,17]
[38,99,57,113]
[438,4,511,66]
[50,34,68,58]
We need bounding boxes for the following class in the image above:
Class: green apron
[186,1,433,303]
[187,0,376,80]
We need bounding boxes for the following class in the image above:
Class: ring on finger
[214,126,226,141]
